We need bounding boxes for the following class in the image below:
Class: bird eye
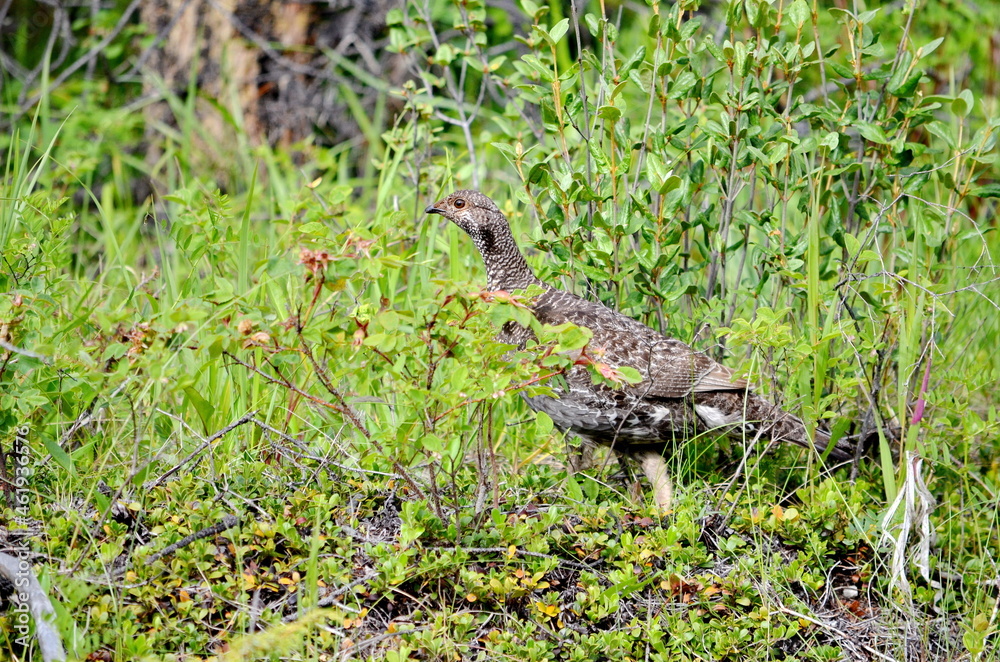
[454,198,466,209]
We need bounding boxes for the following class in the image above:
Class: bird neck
[473,219,541,293]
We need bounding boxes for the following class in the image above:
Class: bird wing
[532,288,749,398]
[643,339,749,397]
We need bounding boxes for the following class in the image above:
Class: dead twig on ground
[143,514,240,569]
[145,411,257,490]
[777,605,897,662]
[0,552,66,662]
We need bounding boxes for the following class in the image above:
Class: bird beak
[424,204,444,215]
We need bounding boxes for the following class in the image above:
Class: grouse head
[425,189,538,291]
[425,190,510,253]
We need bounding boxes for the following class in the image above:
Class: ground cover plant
[1,0,999,660]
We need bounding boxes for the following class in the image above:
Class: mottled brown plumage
[426,190,852,508]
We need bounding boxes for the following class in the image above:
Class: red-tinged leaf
[596,362,625,382]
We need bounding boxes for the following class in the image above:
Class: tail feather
[808,427,854,463]
[742,393,855,463]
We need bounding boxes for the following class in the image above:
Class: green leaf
[744,0,760,28]
[616,366,644,385]
[597,105,622,121]
[925,121,956,150]
[827,162,862,176]
[786,0,810,28]
[820,132,839,149]
[184,387,216,432]
[659,175,682,195]
[669,71,698,99]
[917,37,944,59]
[857,9,879,24]
[972,124,998,153]
[842,232,860,257]
[767,142,789,165]
[204,278,236,304]
[553,323,592,351]
[734,41,748,77]
[619,45,647,76]
[952,89,974,117]
[646,152,668,184]
[703,36,724,61]
[915,210,945,248]
[854,121,890,144]
[43,435,75,473]
[647,12,660,37]
[519,53,554,82]
[549,18,570,43]
[101,343,127,362]
[535,411,554,436]
[904,170,931,194]
[680,16,702,40]
[919,94,955,107]
[889,71,923,98]
[858,250,882,265]
[434,44,455,65]
[725,0,744,27]
[628,69,648,94]
[827,61,854,79]
[609,80,629,103]
[887,51,913,93]
[970,184,1000,198]
[579,263,612,281]
[564,475,584,502]
[491,142,517,161]
[465,55,486,73]
[605,20,618,42]
[530,24,553,48]
[488,55,507,72]
[589,140,611,174]
[747,145,768,163]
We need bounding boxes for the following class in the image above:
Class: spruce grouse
[426,190,852,508]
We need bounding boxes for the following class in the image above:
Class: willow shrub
[386,0,1000,499]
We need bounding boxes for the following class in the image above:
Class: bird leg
[635,450,672,511]
[565,438,595,474]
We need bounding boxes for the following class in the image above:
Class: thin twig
[5,0,142,129]
[145,411,257,489]
[224,351,371,438]
[324,625,429,661]
[144,514,240,568]
[432,368,564,423]
[296,339,372,439]
[0,553,65,662]
[252,417,401,478]
[282,571,378,622]
[428,546,602,574]
[0,338,53,364]
[224,353,428,500]
[776,605,898,662]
